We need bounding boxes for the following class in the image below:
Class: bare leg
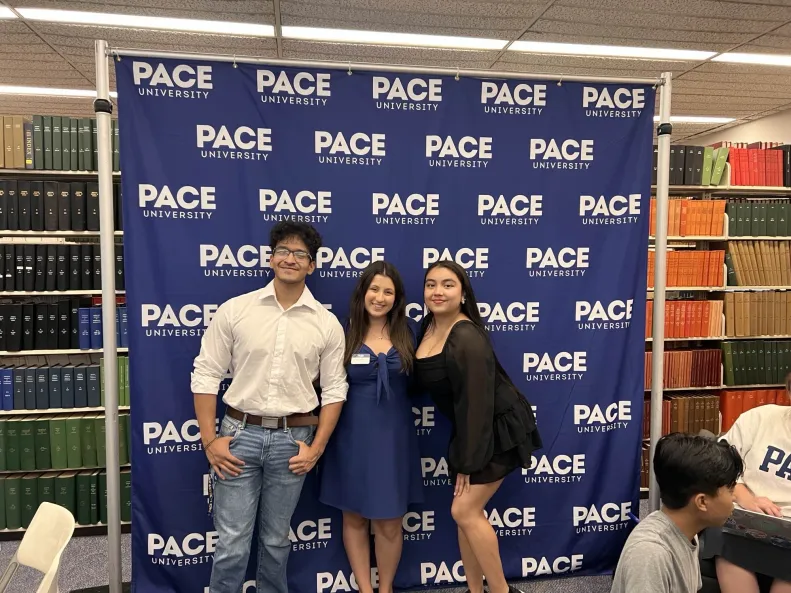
[372,518,403,593]
[451,480,508,593]
[342,511,374,593]
[458,524,485,593]
[771,579,791,593]
[716,557,760,593]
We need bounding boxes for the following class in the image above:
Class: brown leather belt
[226,406,318,428]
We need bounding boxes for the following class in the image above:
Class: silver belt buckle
[260,416,279,429]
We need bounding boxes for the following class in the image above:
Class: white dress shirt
[191,282,348,416]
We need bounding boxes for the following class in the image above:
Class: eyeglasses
[272,246,311,262]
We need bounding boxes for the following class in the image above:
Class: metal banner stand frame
[93,39,672,593]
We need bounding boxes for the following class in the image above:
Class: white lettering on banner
[421,561,466,586]
[317,569,379,593]
[199,244,274,279]
[143,420,206,455]
[575,299,633,330]
[523,454,586,484]
[485,507,536,537]
[526,247,589,278]
[480,82,546,115]
[523,351,587,382]
[579,194,641,225]
[402,511,435,541]
[421,457,452,487]
[477,194,542,226]
[573,502,632,534]
[372,193,439,225]
[372,76,442,111]
[315,247,385,279]
[522,555,584,578]
[257,70,330,107]
[133,62,212,99]
[426,135,492,169]
[479,302,540,333]
[574,402,631,433]
[529,139,594,170]
[259,189,332,224]
[422,248,488,278]
[289,518,331,551]
[196,125,272,161]
[138,184,216,220]
[413,406,435,436]
[140,304,217,338]
[582,87,644,118]
[406,302,429,322]
[315,132,385,166]
[147,531,216,566]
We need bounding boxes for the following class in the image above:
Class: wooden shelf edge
[0,406,130,416]
[0,348,129,356]
[0,463,131,476]
[0,169,120,177]
[645,384,785,392]
[647,335,791,342]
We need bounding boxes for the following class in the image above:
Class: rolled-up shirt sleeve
[318,317,348,406]
[190,301,233,395]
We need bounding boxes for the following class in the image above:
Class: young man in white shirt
[612,433,744,593]
[191,221,348,593]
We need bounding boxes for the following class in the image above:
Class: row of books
[726,201,791,237]
[642,394,721,439]
[720,142,790,187]
[721,388,789,432]
[649,199,726,237]
[654,145,728,187]
[644,349,722,389]
[0,357,130,411]
[645,300,724,339]
[0,469,132,530]
[722,340,791,386]
[647,250,725,288]
[727,241,791,287]
[724,292,791,337]
[0,300,129,352]
[0,243,126,292]
[0,413,130,472]
[0,180,123,232]
[0,115,121,172]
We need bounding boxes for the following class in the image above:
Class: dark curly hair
[268,221,323,260]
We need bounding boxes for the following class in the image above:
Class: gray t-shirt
[611,510,702,593]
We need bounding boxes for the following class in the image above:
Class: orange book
[680,301,689,338]
[757,390,767,407]
[646,300,653,338]
[680,201,689,237]
[650,198,656,235]
[713,201,726,236]
[665,302,674,338]
[670,200,679,236]
[720,390,743,433]
[697,301,707,338]
[697,252,706,287]
[743,390,757,413]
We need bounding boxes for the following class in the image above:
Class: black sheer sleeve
[445,321,496,475]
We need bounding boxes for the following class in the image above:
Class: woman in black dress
[415,261,541,593]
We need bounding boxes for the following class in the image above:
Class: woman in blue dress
[319,261,423,593]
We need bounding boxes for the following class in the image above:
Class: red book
[740,149,750,186]
[757,390,767,407]
[743,390,757,413]
[758,150,767,186]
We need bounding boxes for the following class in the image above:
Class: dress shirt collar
[259,280,319,312]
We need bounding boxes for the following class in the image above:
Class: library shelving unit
[642,162,791,494]
[0,160,128,538]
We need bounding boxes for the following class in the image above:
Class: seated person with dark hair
[612,433,744,593]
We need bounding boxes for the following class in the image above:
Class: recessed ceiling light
[281,26,507,50]
[0,7,16,18]
[654,115,735,124]
[509,40,714,61]
[15,8,274,36]
[0,85,118,98]
[713,52,791,67]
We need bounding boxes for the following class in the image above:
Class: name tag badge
[351,353,370,365]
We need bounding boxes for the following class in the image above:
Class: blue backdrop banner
[116,58,655,593]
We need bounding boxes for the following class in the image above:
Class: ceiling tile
[12,0,274,22]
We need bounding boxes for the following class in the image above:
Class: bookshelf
[0,169,120,178]
[0,290,125,296]
[0,348,128,356]
[0,231,123,237]
[0,406,129,416]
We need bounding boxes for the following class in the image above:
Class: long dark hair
[344,261,415,372]
[421,261,485,333]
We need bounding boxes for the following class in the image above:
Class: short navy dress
[319,339,424,519]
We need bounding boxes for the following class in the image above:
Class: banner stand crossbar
[95,40,671,593]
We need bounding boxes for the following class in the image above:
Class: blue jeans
[209,414,316,593]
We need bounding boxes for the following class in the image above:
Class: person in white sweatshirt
[705,380,791,593]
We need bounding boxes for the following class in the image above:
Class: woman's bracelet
[203,436,219,452]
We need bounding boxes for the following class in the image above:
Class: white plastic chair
[0,502,76,593]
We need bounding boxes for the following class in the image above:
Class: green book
[757,341,767,384]
[5,475,20,530]
[120,469,131,522]
[772,341,780,384]
[100,358,105,407]
[42,116,52,170]
[768,203,778,237]
[20,474,37,528]
[32,115,43,170]
[99,470,107,524]
[722,342,735,386]
[0,419,6,472]
[66,416,82,468]
[725,253,738,286]
[19,416,36,471]
[125,413,131,461]
[781,342,789,381]
[116,358,123,407]
[34,418,51,470]
[92,119,98,171]
[112,119,120,172]
[62,118,71,171]
[76,470,92,525]
[734,342,746,385]
[89,470,99,525]
[55,471,77,516]
[726,202,737,237]
[766,341,775,385]
[124,357,130,406]
[69,118,78,171]
[0,476,6,529]
[702,147,714,186]
[52,116,62,171]
[95,416,106,467]
[5,418,20,472]
[752,204,762,237]
[780,203,789,237]
[81,416,97,468]
[735,203,747,237]
[79,118,90,171]
[118,414,128,465]
[49,418,68,470]
[748,341,760,385]
[37,472,56,505]
[711,146,729,185]
[759,204,768,236]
